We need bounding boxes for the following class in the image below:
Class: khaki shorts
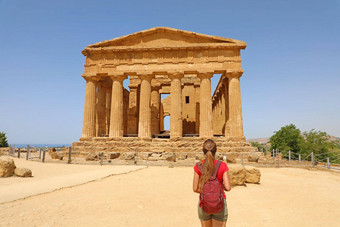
[198,199,228,222]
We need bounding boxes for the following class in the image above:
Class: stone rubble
[0,157,32,178]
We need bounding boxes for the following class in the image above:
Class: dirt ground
[1,162,340,227]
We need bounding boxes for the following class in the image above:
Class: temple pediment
[83,27,246,53]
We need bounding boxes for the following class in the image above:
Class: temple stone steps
[72,137,257,155]
[73,141,250,148]
[70,137,258,165]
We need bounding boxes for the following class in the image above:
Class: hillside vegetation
[250,124,340,164]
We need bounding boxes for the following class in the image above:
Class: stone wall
[123,88,129,135]
[182,84,197,134]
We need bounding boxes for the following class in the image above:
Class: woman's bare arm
[223,171,231,191]
[193,171,200,193]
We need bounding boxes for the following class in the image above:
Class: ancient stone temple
[72,27,256,164]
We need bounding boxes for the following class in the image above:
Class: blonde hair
[198,139,217,191]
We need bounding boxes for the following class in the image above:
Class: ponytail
[198,139,217,192]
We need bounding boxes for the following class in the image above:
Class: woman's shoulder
[219,161,229,170]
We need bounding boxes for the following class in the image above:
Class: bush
[301,129,338,163]
[269,124,304,157]
[270,125,340,164]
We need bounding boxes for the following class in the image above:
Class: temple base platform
[71,137,259,165]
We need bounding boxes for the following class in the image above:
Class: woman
[193,139,231,227]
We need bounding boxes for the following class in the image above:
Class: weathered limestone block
[110,152,120,159]
[186,152,197,159]
[163,152,176,162]
[245,166,261,184]
[85,153,98,161]
[138,152,151,160]
[148,153,163,161]
[122,152,135,160]
[0,157,16,177]
[225,155,236,163]
[228,164,246,186]
[265,152,271,159]
[15,168,32,177]
[176,153,187,161]
[195,153,205,161]
[247,154,259,163]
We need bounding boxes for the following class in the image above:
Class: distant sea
[9,144,72,148]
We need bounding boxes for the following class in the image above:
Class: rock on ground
[0,157,16,177]
[228,164,246,186]
[15,168,32,177]
[245,166,261,184]
[50,152,63,160]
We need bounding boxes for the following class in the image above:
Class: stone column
[82,77,97,138]
[213,96,218,135]
[223,78,230,136]
[194,82,200,134]
[105,81,112,135]
[109,75,127,137]
[198,72,213,137]
[220,84,226,135]
[96,80,106,137]
[226,72,244,138]
[169,73,183,138]
[160,104,164,132]
[151,85,161,135]
[218,92,223,134]
[138,74,154,139]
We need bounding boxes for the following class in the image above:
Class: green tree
[301,129,338,162]
[269,124,304,157]
[0,131,9,147]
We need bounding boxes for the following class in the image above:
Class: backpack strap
[196,162,202,173]
[197,160,221,178]
[212,160,221,178]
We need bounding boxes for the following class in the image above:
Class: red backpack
[197,160,224,214]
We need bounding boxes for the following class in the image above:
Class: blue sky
[0,0,339,144]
